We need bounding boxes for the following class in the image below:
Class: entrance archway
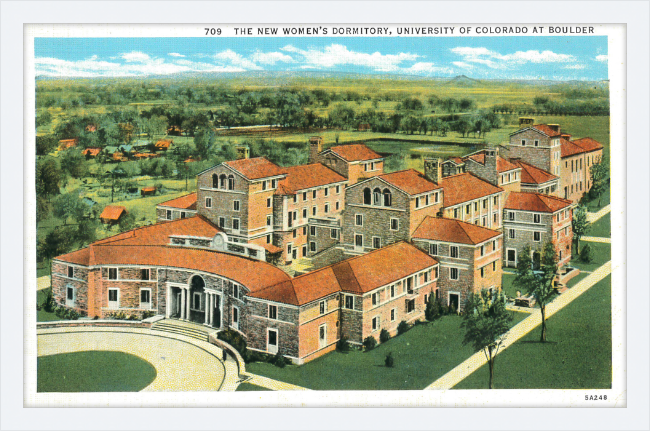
[189,275,206,324]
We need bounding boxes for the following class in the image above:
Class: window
[324,188,329,197]
[269,305,277,320]
[232,218,240,231]
[267,234,272,244]
[450,267,459,280]
[534,213,541,224]
[534,139,539,147]
[391,308,396,322]
[302,208,307,219]
[434,192,439,204]
[390,218,399,231]
[310,226,316,236]
[66,286,75,307]
[227,175,235,190]
[493,261,496,271]
[324,203,330,214]
[415,197,420,209]
[302,244,307,256]
[166,209,172,220]
[108,268,117,280]
[345,295,354,309]
[205,197,212,208]
[312,206,317,216]
[372,292,378,306]
[480,245,485,256]
[262,180,267,191]
[407,299,416,313]
[141,269,150,280]
[331,228,337,239]
[220,174,227,189]
[140,289,151,309]
[233,284,240,299]
[483,199,487,209]
[319,301,326,314]
[313,190,317,199]
[266,197,271,208]
[108,288,119,309]
[336,201,340,210]
[390,285,395,298]
[509,229,515,239]
[212,174,218,188]
[373,237,381,249]
[363,188,371,205]
[310,241,316,252]
[492,240,497,251]
[474,202,478,212]
[67,266,74,278]
[534,231,541,242]
[372,316,379,331]
[355,214,363,226]
[466,204,471,214]
[480,267,485,278]
[493,196,498,206]
[302,192,307,201]
[336,185,340,194]
[450,246,459,258]
[318,324,327,348]
[454,208,459,218]
[219,217,225,228]
[233,200,240,211]
[180,212,186,219]
[429,243,438,256]
[266,215,272,226]
[383,189,392,206]
[272,179,278,188]
[521,139,526,146]
[303,226,307,235]
[508,211,515,221]
[373,188,381,205]
[292,229,297,239]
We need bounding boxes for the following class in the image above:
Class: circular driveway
[38,328,230,392]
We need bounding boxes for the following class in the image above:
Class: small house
[99,205,127,225]
[141,186,157,197]
[154,139,173,151]
[58,138,79,151]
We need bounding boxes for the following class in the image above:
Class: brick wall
[197,165,251,235]
[508,129,558,173]
[51,261,89,315]
[307,223,340,257]
[246,298,300,358]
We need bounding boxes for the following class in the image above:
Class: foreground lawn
[570,242,611,272]
[454,275,611,389]
[247,313,527,391]
[36,289,59,322]
[236,383,272,392]
[588,212,611,238]
[38,351,157,392]
[582,183,611,213]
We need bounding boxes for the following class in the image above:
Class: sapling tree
[589,157,608,208]
[572,205,590,254]
[461,289,512,389]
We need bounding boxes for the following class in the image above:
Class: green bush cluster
[580,243,594,263]
[379,329,391,343]
[336,336,351,353]
[397,320,411,335]
[362,336,377,351]
[384,352,394,368]
[54,306,80,320]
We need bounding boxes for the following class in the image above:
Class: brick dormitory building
[52,120,601,363]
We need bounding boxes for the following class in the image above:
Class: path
[37,326,239,391]
[581,236,612,244]
[37,276,50,291]
[586,204,611,223]
[424,260,612,390]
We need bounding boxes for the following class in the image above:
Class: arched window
[383,189,392,207]
[363,188,371,205]
[373,188,382,206]
[219,174,227,189]
[228,175,235,190]
[212,174,219,189]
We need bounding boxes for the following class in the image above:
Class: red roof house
[99,205,127,224]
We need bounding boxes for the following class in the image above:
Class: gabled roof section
[464,153,519,173]
[55,247,91,266]
[412,216,501,246]
[276,163,347,195]
[571,137,604,153]
[444,157,464,166]
[223,157,286,180]
[99,205,126,221]
[325,143,383,162]
[509,159,558,185]
[532,124,562,137]
[377,169,442,196]
[560,138,586,158]
[158,192,197,210]
[505,192,572,213]
[438,173,503,207]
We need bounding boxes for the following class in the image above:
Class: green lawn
[582,183,611,213]
[236,383,272,391]
[570,242,611,272]
[454,275,612,389]
[588,212,611,238]
[247,313,527,391]
[38,351,157,392]
[36,289,59,322]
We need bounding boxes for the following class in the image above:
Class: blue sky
[34,36,608,81]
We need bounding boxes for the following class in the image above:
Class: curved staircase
[151,319,214,342]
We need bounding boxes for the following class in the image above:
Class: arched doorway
[189,275,205,324]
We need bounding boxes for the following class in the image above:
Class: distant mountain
[444,75,482,87]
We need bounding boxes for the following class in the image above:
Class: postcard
[21,21,626,411]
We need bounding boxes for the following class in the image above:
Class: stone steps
[151,319,213,342]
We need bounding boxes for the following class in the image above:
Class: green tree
[572,205,590,254]
[194,127,215,160]
[425,292,440,321]
[456,118,472,137]
[514,243,558,342]
[36,110,53,129]
[75,218,99,247]
[118,211,137,232]
[60,149,88,179]
[36,158,62,197]
[589,157,608,208]
[53,192,88,225]
[37,226,75,263]
[36,135,59,156]
[36,195,52,223]
[400,116,420,134]
[461,290,512,389]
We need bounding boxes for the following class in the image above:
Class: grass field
[247,312,527,391]
[36,289,59,322]
[235,383,272,392]
[38,351,157,392]
[570,242,611,273]
[454,275,612,389]
[588,212,611,238]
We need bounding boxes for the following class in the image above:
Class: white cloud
[499,50,575,63]
[564,64,586,70]
[250,50,294,65]
[168,52,185,58]
[400,62,453,76]
[281,43,419,72]
[121,51,151,63]
[452,61,474,69]
[595,54,608,63]
[451,46,576,69]
[214,49,262,70]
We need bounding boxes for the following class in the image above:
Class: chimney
[485,147,498,171]
[424,158,442,184]
[308,136,323,164]
[519,117,534,127]
[560,132,572,140]
[235,144,250,160]
[548,124,561,134]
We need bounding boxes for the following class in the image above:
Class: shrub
[245,350,274,364]
[397,320,410,335]
[425,294,441,321]
[363,336,377,351]
[68,309,80,320]
[336,336,351,352]
[379,329,391,343]
[142,310,156,319]
[271,350,289,368]
[55,306,66,318]
[128,313,139,321]
[43,291,56,312]
[217,328,247,358]
[384,352,394,368]
[439,301,450,316]
[580,243,594,263]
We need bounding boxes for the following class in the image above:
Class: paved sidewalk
[586,204,611,223]
[37,276,51,291]
[582,236,612,244]
[424,260,612,390]
[240,372,311,391]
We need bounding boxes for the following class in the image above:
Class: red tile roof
[99,205,126,221]
[55,247,91,266]
[445,157,464,165]
[224,157,286,180]
[412,216,501,245]
[438,173,503,207]
[327,143,382,162]
[505,192,572,213]
[464,152,519,173]
[571,137,603,153]
[277,163,347,194]
[81,147,101,157]
[377,169,442,196]
[158,193,197,210]
[532,124,562,137]
[509,159,558,185]
[560,138,586,158]
[250,242,437,305]
[155,139,172,149]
